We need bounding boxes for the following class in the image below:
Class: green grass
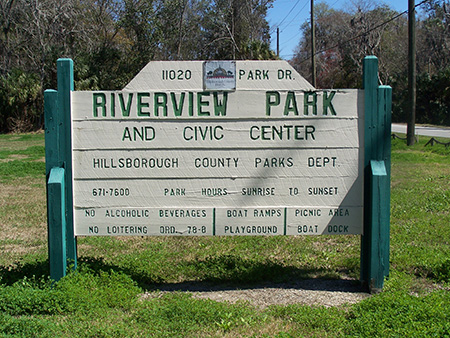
[0,132,45,182]
[0,132,449,337]
[390,137,450,285]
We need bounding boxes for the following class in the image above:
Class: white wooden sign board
[71,60,364,236]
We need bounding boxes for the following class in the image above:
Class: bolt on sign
[71,60,364,237]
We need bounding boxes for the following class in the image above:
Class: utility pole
[407,0,416,145]
[311,0,316,87]
[277,27,280,57]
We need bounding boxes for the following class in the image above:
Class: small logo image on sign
[204,61,236,90]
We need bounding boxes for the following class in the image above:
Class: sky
[267,0,411,60]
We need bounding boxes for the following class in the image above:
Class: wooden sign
[46,56,392,291]
[70,60,364,236]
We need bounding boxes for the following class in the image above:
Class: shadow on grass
[0,255,365,294]
[83,255,366,294]
[146,254,365,293]
[0,260,50,285]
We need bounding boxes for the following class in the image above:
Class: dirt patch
[142,278,370,308]
[0,154,29,162]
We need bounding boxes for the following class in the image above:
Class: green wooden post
[45,89,67,280]
[44,59,77,281]
[44,90,61,173]
[57,58,77,268]
[360,56,392,292]
[375,85,392,282]
[47,168,67,281]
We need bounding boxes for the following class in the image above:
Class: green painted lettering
[304,92,317,115]
[197,92,210,116]
[122,126,132,141]
[93,93,106,117]
[323,91,337,115]
[137,92,150,116]
[171,92,185,116]
[283,91,299,115]
[110,93,115,117]
[213,92,228,116]
[119,93,133,117]
[266,91,280,116]
[154,93,167,116]
[188,92,194,116]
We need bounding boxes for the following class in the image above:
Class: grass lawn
[0,131,449,337]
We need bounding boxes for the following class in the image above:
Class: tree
[291,2,408,89]
[200,0,274,60]
[0,0,277,132]
[418,0,450,74]
[0,0,20,76]
[290,3,353,88]
[0,69,41,132]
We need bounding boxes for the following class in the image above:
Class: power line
[277,0,302,28]
[274,0,309,55]
[280,0,309,33]
[270,0,340,54]
[277,0,337,55]
[280,32,302,48]
[329,0,341,8]
[295,0,429,64]
[269,0,302,34]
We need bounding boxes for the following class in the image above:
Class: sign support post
[360,56,392,292]
[47,168,66,281]
[45,59,76,281]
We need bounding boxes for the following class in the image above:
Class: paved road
[392,123,450,138]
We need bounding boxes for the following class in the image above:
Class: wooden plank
[72,119,361,150]
[379,85,392,281]
[360,56,378,287]
[47,168,66,281]
[369,160,388,291]
[71,89,362,120]
[73,176,364,208]
[123,60,315,91]
[73,206,363,237]
[73,148,360,179]
[57,58,77,268]
[368,86,392,291]
[44,90,60,175]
